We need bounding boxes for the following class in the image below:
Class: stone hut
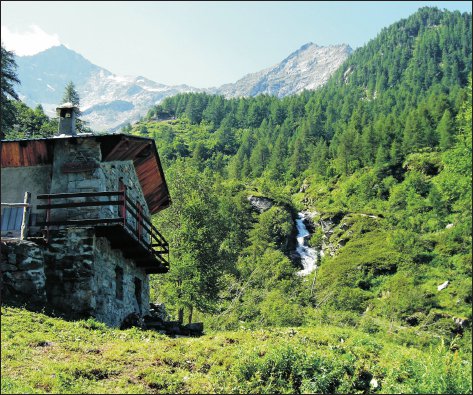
[0,104,171,326]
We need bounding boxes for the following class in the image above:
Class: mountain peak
[217,42,352,98]
[298,42,315,51]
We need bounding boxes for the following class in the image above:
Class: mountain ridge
[214,42,352,98]
[15,42,352,131]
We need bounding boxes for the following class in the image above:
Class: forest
[2,7,472,393]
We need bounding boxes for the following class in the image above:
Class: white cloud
[1,25,61,56]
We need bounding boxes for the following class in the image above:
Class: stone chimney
[56,102,77,136]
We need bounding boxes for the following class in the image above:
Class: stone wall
[49,138,105,222]
[93,236,149,327]
[1,229,150,327]
[44,228,96,319]
[50,138,103,194]
[1,240,47,308]
[47,140,150,244]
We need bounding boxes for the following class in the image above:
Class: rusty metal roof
[1,134,171,213]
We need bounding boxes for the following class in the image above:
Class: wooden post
[188,305,193,325]
[46,195,51,242]
[137,202,142,241]
[177,278,183,324]
[20,192,31,240]
[121,187,127,227]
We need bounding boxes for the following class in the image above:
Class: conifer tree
[61,81,92,133]
[61,81,81,114]
[437,109,455,150]
[1,44,20,137]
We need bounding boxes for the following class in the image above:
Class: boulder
[184,322,204,335]
[437,281,449,291]
[247,195,274,213]
[120,312,144,329]
[149,302,168,321]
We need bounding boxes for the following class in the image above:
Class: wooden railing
[36,190,169,269]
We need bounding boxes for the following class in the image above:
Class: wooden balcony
[36,190,169,274]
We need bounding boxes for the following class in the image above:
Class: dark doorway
[134,277,142,314]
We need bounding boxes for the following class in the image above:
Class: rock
[437,281,449,291]
[338,239,348,247]
[149,302,168,321]
[453,317,468,328]
[299,181,309,193]
[144,318,165,331]
[247,195,274,213]
[0,263,17,272]
[120,313,144,329]
[184,322,204,335]
[405,312,426,326]
[370,378,378,389]
[35,341,53,347]
[164,321,182,336]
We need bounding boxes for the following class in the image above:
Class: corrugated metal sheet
[1,134,170,214]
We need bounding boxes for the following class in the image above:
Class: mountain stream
[295,212,322,276]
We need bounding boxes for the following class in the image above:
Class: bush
[382,340,472,394]
[234,345,350,394]
[308,227,324,248]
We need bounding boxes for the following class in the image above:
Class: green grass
[1,307,471,394]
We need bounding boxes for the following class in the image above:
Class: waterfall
[295,212,321,276]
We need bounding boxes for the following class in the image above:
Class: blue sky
[1,1,471,88]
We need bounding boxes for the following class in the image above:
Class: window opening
[115,266,124,300]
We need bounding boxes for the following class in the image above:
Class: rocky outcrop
[437,281,449,291]
[247,195,274,213]
[298,210,366,257]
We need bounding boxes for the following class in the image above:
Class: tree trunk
[188,305,193,324]
[177,278,183,324]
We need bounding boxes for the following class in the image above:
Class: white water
[295,212,320,276]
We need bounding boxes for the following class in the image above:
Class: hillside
[1,307,471,394]
[127,7,472,335]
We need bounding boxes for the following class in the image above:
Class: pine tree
[139,125,149,135]
[1,44,20,137]
[61,81,81,114]
[310,139,329,177]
